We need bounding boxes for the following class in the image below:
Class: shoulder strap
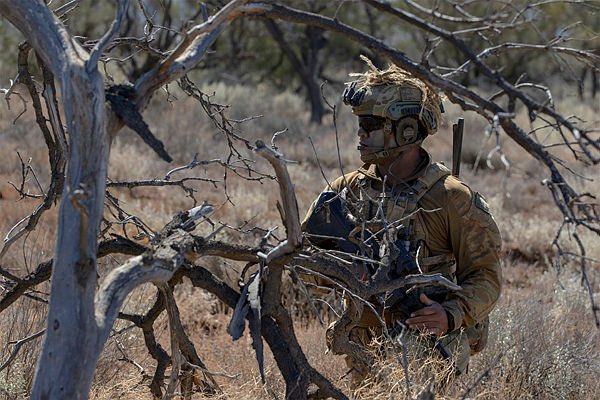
[354,162,451,223]
[412,162,451,203]
[400,162,451,250]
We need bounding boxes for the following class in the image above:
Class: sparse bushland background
[1,83,598,399]
[0,1,599,399]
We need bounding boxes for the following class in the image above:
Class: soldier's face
[357,115,389,159]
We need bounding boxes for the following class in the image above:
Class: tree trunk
[31,65,110,400]
[0,2,119,398]
[306,77,325,124]
[263,19,325,124]
[0,2,248,398]
[262,318,309,400]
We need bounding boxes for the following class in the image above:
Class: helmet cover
[342,57,443,138]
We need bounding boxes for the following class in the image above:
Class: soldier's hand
[405,293,449,336]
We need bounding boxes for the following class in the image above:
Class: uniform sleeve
[299,177,347,291]
[300,176,347,230]
[442,183,502,330]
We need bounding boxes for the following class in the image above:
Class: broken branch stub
[254,140,302,262]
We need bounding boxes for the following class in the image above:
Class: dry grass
[86,266,599,400]
[0,81,598,399]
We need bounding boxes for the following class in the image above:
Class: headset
[394,116,420,146]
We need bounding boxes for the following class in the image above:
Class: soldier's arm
[443,181,502,331]
[299,176,348,290]
[300,176,346,231]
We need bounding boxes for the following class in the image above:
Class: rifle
[304,191,451,306]
[304,192,454,359]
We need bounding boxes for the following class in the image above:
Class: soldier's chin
[359,150,384,164]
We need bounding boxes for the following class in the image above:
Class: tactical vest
[354,162,456,279]
[351,162,488,354]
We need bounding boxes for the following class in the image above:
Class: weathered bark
[0,1,123,396]
[35,71,107,398]
[0,1,254,398]
[0,1,129,396]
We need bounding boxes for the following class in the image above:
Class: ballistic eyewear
[358,116,387,133]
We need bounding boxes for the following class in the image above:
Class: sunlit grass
[0,82,598,399]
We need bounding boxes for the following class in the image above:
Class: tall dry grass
[86,265,599,400]
[0,80,598,399]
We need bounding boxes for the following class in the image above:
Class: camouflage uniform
[302,150,502,377]
[302,61,502,382]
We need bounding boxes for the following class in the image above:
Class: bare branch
[449,43,600,78]
[0,77,27,122]
[135,0,251,109]
[0,237,147,313]
[87,0,130,72]
[0,0,82,75]
[0,329,45,372]
[158,283,184,400]
[95,231,192,331]
[53,0,81,17]
[404,0,509,23]
[254,140,302,263]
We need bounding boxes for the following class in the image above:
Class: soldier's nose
[357,128,369,139]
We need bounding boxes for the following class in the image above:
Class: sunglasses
[358,116,387,133]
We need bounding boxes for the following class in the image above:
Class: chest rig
[353,162,452,275]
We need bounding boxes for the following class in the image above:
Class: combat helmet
[342,57,443,163]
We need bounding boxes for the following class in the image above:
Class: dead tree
[0,1,256,398]
[0,1,598,399]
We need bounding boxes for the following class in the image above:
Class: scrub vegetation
[1,84,598,399]
[0,1,598,399]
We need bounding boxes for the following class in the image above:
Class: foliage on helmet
[342,56,444,136]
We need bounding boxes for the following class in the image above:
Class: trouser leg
[343,327,374,387]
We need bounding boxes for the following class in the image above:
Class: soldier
[302,60,502,383]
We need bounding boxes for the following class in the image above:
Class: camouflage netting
[348,55,445,128]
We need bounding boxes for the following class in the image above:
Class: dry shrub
[347,336,457,400]
[1,77,599,399]
[0,296,47,400]
[122,82,315,167]
[311,264,600,400]
[0,198,54,400]
[448,265,600,400]
[88,281,342,400]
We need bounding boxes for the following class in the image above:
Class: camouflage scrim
[341,56,444,136]
[343,82,439,135]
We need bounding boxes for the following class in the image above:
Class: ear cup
[395,117,419,146]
